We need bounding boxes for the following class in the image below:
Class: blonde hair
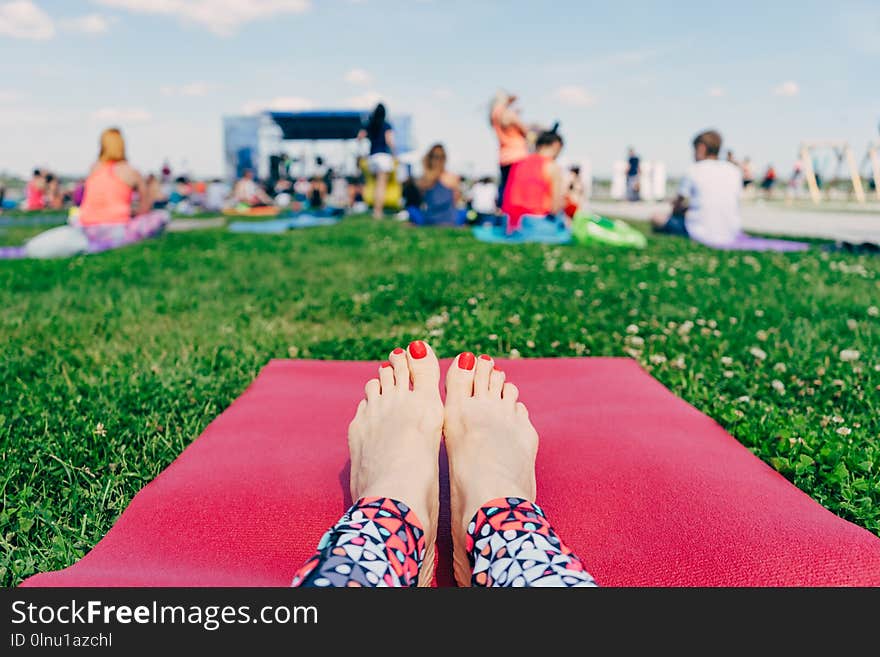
[98,128,126,163]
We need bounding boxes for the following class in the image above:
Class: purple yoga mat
[695,233,809,252]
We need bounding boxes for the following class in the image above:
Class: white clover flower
[846,319,858,330]
[868,306,879,317]
[839,349,860,362]
[835,427,851,436]
[736,395,751,403]
[756,330,769,342]
[749,347,767,360]
[626,324,640,334]
[771,379,785,394]
[509,348,522,359]
[773,363,787,373]
[723,370,734,378]
[831,415,844,424]
[649,354,667,365]
[721,356,733,366]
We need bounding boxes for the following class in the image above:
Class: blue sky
[0,0,876,179]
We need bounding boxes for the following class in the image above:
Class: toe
[378,361,395,392]
[473,354,494,396]
[502,382,519,407]
[515,401,529,417]
[389,347,410,389]
[406,340,441,394]
[365,378,381,401]
[488,365,506,397]
[445,351,476,399]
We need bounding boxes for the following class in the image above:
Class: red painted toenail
[392,347,404,355]
[380,361,392,368]
[493,365,502,371]
[458,352,476,370]
[409,341,427,359]
[479,354,492,361]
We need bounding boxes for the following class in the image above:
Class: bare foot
[443,352,539,587]
[347,340,443,586]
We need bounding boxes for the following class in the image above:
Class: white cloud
[343,68,372,85]
[161,81,214,97]
[92,107,153,123]
[345,90,384,109]
[61,13,114,34]
[0,1,55,40]
[773,81,799,97]
[554,85,596,108]
[241,96,315,114]
[94,0,311,36]
[707,86,725,97]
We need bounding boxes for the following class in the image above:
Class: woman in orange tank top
[490,91,528,209]
[78,128,153,225]
[0,129,168,259]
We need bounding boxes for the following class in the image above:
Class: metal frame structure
[799,140,865,204]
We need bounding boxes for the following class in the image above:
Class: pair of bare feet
[348,340,539,587]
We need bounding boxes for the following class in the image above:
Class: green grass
[1,216,878,586]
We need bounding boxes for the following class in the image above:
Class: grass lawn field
[1,215,878,586]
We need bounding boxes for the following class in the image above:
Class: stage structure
[222,110,414,182]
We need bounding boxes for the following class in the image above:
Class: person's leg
[652,212,688,237]
[124,210,171,243]
[444,353,597,587]
[291,341,443,587]
[407,206,426,225]
[373,171,388,219]
[497,164,511,208]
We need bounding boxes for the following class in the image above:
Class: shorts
[655,213,688,237]
[368,153,394,175]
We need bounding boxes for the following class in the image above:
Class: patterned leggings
[291,496,596,588]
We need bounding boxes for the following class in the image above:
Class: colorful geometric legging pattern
[292,496,596,587]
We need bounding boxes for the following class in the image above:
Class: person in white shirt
[469,177,498,217]
[652,130,742,245]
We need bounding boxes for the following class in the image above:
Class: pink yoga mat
[22,358,880,587]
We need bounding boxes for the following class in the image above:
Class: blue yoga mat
[0,214,67,228]
[228,215,340,234]
[473,215,572,245]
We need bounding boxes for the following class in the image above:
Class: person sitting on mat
[291,340,596,588]
[500,130,565,234]
[24,168,47,211]
[75,127,168,244]
[407,143,465,226]
[232,169,273,207]
[44,173,65,210]
[651,129,742,246]
[468,176,498,224]
[308,175,328,210]
[357,102,395,219]
[0,128,168,259]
